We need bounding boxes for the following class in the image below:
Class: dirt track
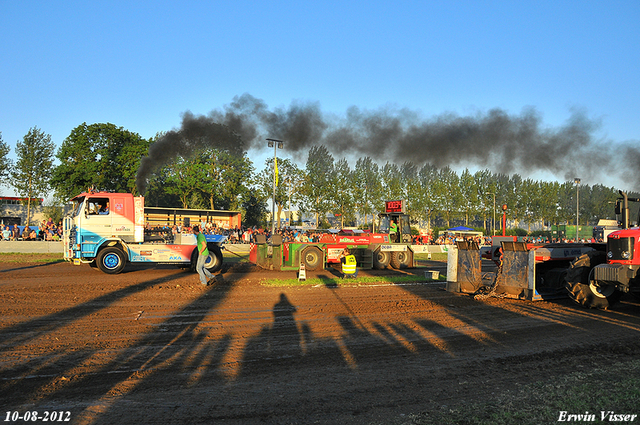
[1,257,640,424]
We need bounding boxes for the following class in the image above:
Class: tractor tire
[301,247,323,271]
[390,250,412,269]
[373,249,391,270]
[96,246,127,274]
[565,251,623,309]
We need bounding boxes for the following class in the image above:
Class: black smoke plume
[136,93,638,194]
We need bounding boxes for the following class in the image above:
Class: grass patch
[261,273,445,287]
[0,253,64,263]
[402,359,640,425]
[415,252,449,262]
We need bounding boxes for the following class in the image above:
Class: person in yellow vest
[340,247,358,279]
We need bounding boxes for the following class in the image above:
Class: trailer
[250,200,415,272]
[63,191,227,274]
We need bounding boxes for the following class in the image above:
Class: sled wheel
[390,250,412,269]
[373,249,391,270]
[302,247,323,271]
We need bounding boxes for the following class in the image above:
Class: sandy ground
[1,256,640,424]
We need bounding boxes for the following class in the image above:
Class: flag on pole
[274,157,279,187]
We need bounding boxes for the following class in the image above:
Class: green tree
[241,190,268,228]
[380,162,403,201]
[163,156,208,208]
[332,158,356,228]
[585,184,618,223]
[437,166,461,227]
[505,174,525,228]
[42,203,64,224]
[302,146,334,227]
[199,148,254,211]
[0,132,11,181]
[520,178,541,233]
[51,123,151,200]
[459,169,479,226]
[414,163,439,231]
[258,158,303,228]
[10,127,56,225]
[353,157,382,226]
[536,181,558,228]
[400,162,419,217]
[143,164,182,207]
[473,169,496,233]
[556,181,577,226]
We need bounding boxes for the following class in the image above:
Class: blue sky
[1,0,639,195]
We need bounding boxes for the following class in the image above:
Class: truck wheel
[302,247,323,271]
[190,248,198,272]
[390,251,412,269]
[565,251,622,309]
[96,247,126,274]
[373,249,391,269]
[205,244,223,273]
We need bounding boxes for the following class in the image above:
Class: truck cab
[377,213,412,243]
[64,190,226,274]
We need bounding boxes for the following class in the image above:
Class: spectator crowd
[160,221,323,245]
[1,218,64,241]
[2,217,603,247]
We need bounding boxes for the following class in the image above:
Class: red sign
[385,200,405,213]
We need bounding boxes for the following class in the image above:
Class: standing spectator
[192,225,214,286]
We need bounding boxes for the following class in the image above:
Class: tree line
[1,123,636,230]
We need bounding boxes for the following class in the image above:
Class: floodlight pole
[267,138,284,236]
[575,178,581,241]
[487,192,496,236]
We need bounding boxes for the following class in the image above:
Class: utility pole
[267,138,284,236]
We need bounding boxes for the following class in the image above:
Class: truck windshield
[400,215,411,234]
[70,197,85,217]
[379,216,391,233]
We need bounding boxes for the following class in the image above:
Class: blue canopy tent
[438,226,484,238]
[447,226,474,232]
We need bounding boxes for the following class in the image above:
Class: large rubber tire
[565,251,623,309]
[189,248,199,272]
[390,250,412,269]
[96,247,127,274]
[373,249,391,270]
[190,245,223,273]
[205,244,223,273]
[301,247,323,271]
